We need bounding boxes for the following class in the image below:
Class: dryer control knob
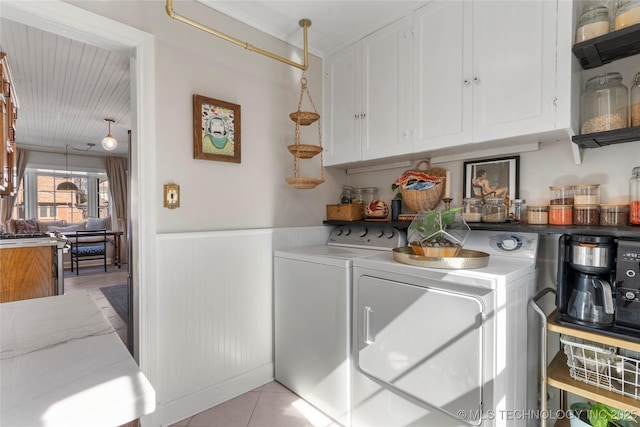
[359,228,368,237]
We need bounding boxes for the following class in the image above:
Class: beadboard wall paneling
[156,226,328,425]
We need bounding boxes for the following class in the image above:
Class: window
[17,168,110,222]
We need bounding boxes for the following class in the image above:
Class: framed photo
[463,156,519,202]
[193,94,241,163]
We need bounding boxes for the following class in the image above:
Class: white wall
[69,0,344,233]
[344,138,640,212]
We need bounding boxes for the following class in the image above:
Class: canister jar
[340,185,354,204]
[549,205,573,225]
[527,205,549,225]
[550,185,574,205]
[482,197,507,223]
[573,205,600,225]
[631,166,640,225]
[462,197,483,223]
[510,199,527,223]
[600,204,629,226]
[632,71,640,127]
[581,73,629,134]
[576,5,610,43]
[364,187,380,205]
[573,184,600,205]
[615,0,640,30]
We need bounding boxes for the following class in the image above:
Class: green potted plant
[569,402,636,427]
[407,207,469,257]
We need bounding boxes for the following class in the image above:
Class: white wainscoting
[156,226,329,426]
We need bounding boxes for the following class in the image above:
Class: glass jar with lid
[462,197,483,223]
[527,205,549,224]
[573,184,600,205]
[576,5,610,43]
[581,73,629,134]
[573,205,600,225]
[632,72,640,127]
[340,185,354,204]
[481,197,507,223]
[549,205,573,225]
[615,0,640,30]
[550,185,574,205]
[510,199,527,223]
[600,204,629,226]
[631,166,640,225]
[364,187,380,205]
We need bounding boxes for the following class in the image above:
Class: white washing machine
[351,230,539,427]
[274,225,406,427]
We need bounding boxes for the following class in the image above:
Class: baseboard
[159,363,274,427]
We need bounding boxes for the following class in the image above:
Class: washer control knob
[335,228,343,236]
[384,230,396,239]
[359,228,368,237]
[626,291,636,300]
[627,270,637,278]
[375,229,384,238]
[343,228,351,236]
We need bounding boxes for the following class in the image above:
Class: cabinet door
[323,43,362,166]
[471,0,558,142]
[412,1,472,151]
[361,17,412,161]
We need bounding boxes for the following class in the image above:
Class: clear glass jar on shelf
[581,72,629,134]
[364,187,380,205]
[600,204,629,226]
[549,205,573,225]
[510,199,527,223]
[614,0,640,30]
[481,197,507,223]
[462,197,483,223]
[576,5,610,43]
[573,205,600,225]
[340,185,354,204]
[573,184,601,205]
[550,185,574,205]
[632,71,640,127]
[527,206,549,225]
[631,166,640,225]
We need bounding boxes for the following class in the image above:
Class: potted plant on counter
[407,207,469,257]
[569,401,636,427]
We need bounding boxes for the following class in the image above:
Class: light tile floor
[170,381,343,427]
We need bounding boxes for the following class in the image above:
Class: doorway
[1,1,155,376]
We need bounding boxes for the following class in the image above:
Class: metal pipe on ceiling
[165,0,310,71]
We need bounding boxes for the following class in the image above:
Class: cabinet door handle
[464,79,470,86]
[355,114,360,119]
[361,113,366,118]
[474,76,480,83]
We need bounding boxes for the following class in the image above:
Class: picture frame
[463,156,519,202]
[193,94,241,163]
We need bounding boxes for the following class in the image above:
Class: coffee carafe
[557,234,616,328]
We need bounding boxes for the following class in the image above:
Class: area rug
[100,284,129,322]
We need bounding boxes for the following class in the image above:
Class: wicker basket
[326,204,364,221]
[286,177,325,189]
[287,144,323,159]
[399,161,447,212]
[289,111,319,126]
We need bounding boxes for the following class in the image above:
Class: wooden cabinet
[323,17,412,166]
[412,1,562,152]
[544,311,640,423]
[0,52,18,196]
[0,245,56,303]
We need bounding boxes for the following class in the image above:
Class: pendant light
[57,145,79,191]
[101,118,117,151]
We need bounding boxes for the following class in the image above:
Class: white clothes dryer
[351,230,540,427]
[274,225,406,427]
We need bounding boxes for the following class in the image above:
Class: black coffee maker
[556,234,616,329]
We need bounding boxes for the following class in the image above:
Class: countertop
[1,292,156,427]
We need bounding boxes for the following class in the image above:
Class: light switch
[164,183,180,209]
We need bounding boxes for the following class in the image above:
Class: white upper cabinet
[413,1,561,152]
[324,17,412,166]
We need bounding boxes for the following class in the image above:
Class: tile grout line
[244,388,264,427]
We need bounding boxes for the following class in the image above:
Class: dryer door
[356,275,484,425]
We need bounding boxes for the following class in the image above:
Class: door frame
[1,2,158,425]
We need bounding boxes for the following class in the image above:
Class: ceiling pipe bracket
[165,0,310,71]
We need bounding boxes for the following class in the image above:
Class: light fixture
[57,145,79,191]
[101,118,117,151]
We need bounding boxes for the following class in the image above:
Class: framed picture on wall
[463,156,519,203]
[193,94,241,163]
